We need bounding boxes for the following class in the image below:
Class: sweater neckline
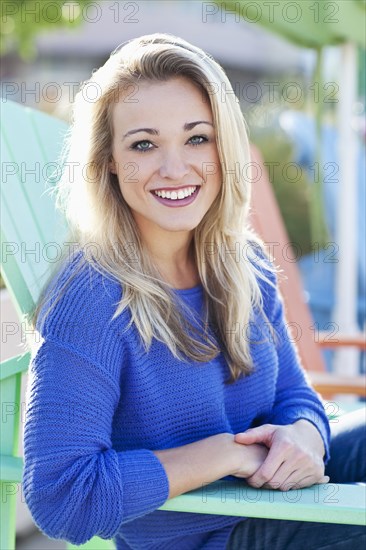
[173,283,203,296]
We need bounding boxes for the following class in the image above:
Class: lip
[150,186,201,207]
[150,185,200,192]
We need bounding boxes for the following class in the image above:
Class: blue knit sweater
[22,250,331,549]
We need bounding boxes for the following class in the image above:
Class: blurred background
[0,1,365,548]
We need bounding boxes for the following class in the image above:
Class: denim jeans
[226,408,366,550]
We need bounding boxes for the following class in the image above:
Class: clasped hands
[232,420,329,491]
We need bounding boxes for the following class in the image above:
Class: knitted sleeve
[260,266,331,464]
[22,337,169,545]
[22,254,170,545]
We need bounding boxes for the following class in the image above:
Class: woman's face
[110,77,222,241]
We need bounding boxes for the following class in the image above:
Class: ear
[109,157,117,174]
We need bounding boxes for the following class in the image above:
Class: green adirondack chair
[1,100,365,550]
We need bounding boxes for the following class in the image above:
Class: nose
[158,148,190,180]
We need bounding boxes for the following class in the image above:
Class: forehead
[112,77,213,126]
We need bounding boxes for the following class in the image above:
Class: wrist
[221,433,259,477]
[217,432,239,475]
[292,419,325,458]
[153,432,240,499]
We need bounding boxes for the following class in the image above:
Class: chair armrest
[308,372,366,397]
[318,332,366,350]
[159,479,366,525]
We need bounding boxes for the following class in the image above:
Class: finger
[245,446,289,487]
[276,474,330,491]
[320,476,330,484]
[271,468,310,491]
[249,461,297,490]
[267,460,328,491]
[245,432,307,488]
[234,425,275,446]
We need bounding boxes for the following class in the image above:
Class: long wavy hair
[29,32,279,384]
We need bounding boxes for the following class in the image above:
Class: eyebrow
[122,121,214,140]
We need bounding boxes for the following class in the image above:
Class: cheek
[118,167,148,206]
[117,161,141,193]
[121,157,152,186]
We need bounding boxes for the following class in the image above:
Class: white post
[333,42,359,378]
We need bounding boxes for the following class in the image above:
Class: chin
[164,222,200,233]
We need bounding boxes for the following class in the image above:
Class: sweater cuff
[296,415,331,465]
[117,449,170,523]
[269,409,331,465]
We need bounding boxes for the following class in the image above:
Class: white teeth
[154,186,197,200]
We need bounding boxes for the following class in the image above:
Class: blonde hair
[30,33,279,384]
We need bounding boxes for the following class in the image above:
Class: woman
[23,33,365,549]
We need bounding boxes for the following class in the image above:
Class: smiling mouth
[152,186,198,200]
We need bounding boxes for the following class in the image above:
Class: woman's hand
[232,442,269,479]
[233,420,329,490]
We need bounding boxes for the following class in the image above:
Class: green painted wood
[338,401,366,414]
[159,479,366,526]
[1,124,49,304]
[0,456,23,483]
[0,480,17,550]
[0,100,69,309]
[1,363,22,460]
[67,537,116,549]
[0,352,24,550]
[0,352,30,381]
[1,373,18,451]
[0,255,34,321]
[0,99,70,550]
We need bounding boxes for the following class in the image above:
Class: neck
[141,229,199,289]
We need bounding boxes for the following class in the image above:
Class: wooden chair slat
[160,480,366,526]
[0,456,23,483]
[1,101,69,307]
[318,332,366,349]
[0,353,31,381]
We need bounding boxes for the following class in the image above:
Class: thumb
[234,425,275,445]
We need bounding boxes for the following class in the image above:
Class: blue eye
[130,140,153,153]
[189,135,208,146]
[129,135,209,153]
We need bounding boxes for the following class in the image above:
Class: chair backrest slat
[1,100,69,314]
